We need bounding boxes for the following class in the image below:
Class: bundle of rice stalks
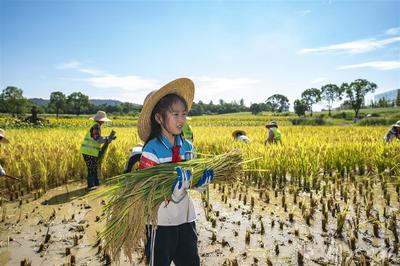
[98,129,116,165]
[95,149,244,261]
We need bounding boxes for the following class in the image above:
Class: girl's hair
[145,94,188,145]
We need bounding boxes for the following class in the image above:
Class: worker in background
[232,130,251,142]
[265,121,282,144]
[0,128,9,177]
[124,143,143,173]
[384,120,400,144]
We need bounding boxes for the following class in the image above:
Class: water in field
[0,174,399,265]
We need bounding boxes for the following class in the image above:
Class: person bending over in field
[124,143,143,173]
[232,130,251,142]
[79,111,116,190]
[0,128,9,177]
[265,121,282,144]
[384,120,400,144]
[137,78,214,266]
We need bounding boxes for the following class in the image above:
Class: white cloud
[57,61,82,69]
[311,77,326,84]
[192,76,261,104]
[300,10,311,16]
[57,61,105,76]
[299,36,400,54]
[385,27,400,36]
[194,76,260,94]
[86,75,158,91]
[57,61,160,102]
[58,61,158,91]
[338,60,400,70]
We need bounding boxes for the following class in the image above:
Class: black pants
[82,154,99,188]
[145,222,200,266]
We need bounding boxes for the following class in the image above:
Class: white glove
[0,165,5,176]
[171,167,191,203]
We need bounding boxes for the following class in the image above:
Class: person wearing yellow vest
[265,121,282,144]
[80,111,115,190]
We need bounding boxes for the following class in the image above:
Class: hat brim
[232,130,246,137]
[138,78,195,142]
[393,124,400,128]
[91,117,111,122]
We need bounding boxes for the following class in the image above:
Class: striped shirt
[139,134,196,226]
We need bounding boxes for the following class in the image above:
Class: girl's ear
[155,113,163,125]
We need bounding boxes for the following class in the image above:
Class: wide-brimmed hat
[393,120,400,127]
[137,78,195,142]
[232,130,246,138]
[0,128,9,144]
[91,111,111,122]
[265,121,278,128]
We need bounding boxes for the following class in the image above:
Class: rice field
[0,122,399,265]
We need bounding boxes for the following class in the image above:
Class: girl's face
[156,100,187,142]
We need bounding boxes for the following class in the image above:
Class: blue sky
[1,0,399,109]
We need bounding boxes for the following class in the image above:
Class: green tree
[249,103,262,115]
[293,99,308,116]
[320,84,343,117]
[0,86,28,116]
[66,92,90,115]
[301,88,321,116]
[266,94,290,113]
[396,90,400,107]
[342,79,377,118]
[49,91,66,118]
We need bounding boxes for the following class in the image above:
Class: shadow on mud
[41,187,88,205]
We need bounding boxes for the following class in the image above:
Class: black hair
[145,94,188,146]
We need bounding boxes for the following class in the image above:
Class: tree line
[293,79,378,118]
[0,87,141,118]
[0,78,384,118]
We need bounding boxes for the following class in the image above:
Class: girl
[137,78,213,266]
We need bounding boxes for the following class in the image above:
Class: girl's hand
[171,167,191,203]
[195,168,214,193]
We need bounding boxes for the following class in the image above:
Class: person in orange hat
[79,111,116,190]
[137,78,213,266]
[0,128,9,177]
[265,121,282,144]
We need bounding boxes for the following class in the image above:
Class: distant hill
[29,98,139,107]
[89,99,123,106]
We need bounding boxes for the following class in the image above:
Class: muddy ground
[0,180,399,266]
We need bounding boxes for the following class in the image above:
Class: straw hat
[137,78,195,142]
[232,130,246,138]
[393,120,400,127]
[0,128,9,144]
[265,121,278,128]
[91,111,111,122]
